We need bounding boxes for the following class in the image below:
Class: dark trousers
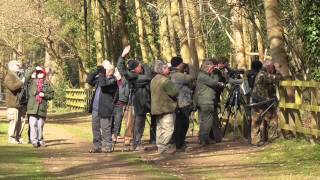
[198,105,222,144]
[150,115,157,143]
[173,106,192,149]
[134,114,146,146]
[112,105,124,136]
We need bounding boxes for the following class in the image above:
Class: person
[117,45,152,151]
[86,60,118,153]
[250,60,282,146]
[25,66,54,148]
[170,56,195,151]
[244,60,263,141]
[195,59,225,146]
[4,60,25,144]
[112,68,129,141]
[151,60,178,154]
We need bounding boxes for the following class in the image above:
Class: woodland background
[0,0,319,107]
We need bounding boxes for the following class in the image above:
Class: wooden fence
[65,89,94,111]
[278,81,320,138]
[65,80,320,137]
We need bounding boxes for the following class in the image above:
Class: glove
[38,92,44,97]
[97,65,106,74]
[21,77,25,83]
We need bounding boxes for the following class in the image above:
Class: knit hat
[171,56,183,67]
[127,59,140,70]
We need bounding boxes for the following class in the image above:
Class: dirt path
[1,108,313,179]
[41,113,176,179]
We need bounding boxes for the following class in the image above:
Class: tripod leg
[223,107,232,137]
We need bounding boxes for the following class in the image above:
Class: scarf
[32,70,46,104]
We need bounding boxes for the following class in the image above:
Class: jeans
[113,105,124,136]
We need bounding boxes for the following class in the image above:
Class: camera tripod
[219,78,246,139]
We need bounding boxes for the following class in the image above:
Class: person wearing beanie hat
[151,60,178,154]
[127,59,140,71]
[117,45,152,151]
[169,56,196,151]
[170,56,183,68]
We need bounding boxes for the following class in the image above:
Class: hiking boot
[133,145,145,152]
[32,143,39,148]
[8,137,19,144]
[89,148,102,153]
[38,142,46,148]
[102,147,113,153]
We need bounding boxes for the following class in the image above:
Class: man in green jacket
[151,60,178,154]
[195,59,225,146]
[4,60,25,144]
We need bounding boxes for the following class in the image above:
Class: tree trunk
[119,0,129,47]
[159,2,172,61]
[242,10,252,70]
[171,0,191,64]
[187,0,206,64]
[44,42,60,87]
[91,0,104,65]
[255,15,265,61]
[264,0,290,79]
[230,2,246,69]
[135,0,148,63]
[143,8,159,60]
[167,2,177,57]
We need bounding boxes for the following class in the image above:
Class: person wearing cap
[250,60,282,146]
[169,56,196,151]
[117,46,152,151]
[86,60,118,153]
[25,66,54,148]
[151,60,178,154]
[195,59,225,146]
[4,60,26,144]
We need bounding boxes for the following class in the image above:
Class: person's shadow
[45,139,75,147]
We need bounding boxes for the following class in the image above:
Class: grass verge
[0,122,45,179]
[248,139,320,177]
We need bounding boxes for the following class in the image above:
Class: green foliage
[52,79,67,108]
[299,1,320,80]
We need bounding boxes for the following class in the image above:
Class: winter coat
[117,56,151,116]
[118,78,129,103]
[169,69,195,108]
[26,72,54,118]
[87,71,118,118]
[195,71,221,106]
[3,70,23,108]
[151,74,178,115]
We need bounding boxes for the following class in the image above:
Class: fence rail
[65,89,94,111]
[278,81,320,137]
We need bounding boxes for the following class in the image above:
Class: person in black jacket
[117,45,152,151]
[86,60,118,153]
